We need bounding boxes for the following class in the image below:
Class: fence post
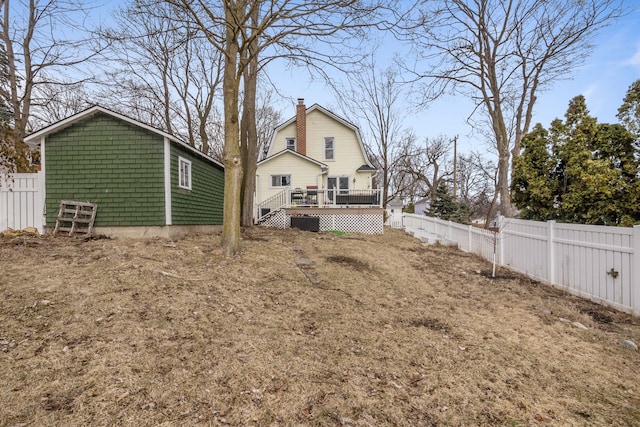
[548,220,556,286]
[498,215,505,266]
[632,225,640,315]
[36,170,45,234]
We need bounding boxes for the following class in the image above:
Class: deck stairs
[256,190,288,224]
[405,227,456,246]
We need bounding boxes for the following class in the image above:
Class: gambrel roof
[265,103,375,169]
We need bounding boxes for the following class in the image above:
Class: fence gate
[0,172,44,233]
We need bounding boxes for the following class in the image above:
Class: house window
[324,137,334,160]
[179,157,192,190]
[271,174,291,187]
[286,138,296,151]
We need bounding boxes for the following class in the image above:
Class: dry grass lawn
[0,226,639,426]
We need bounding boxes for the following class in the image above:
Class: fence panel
[501,219,551,283]
[551,222,634,312]
[394,213,639,315]
[0,173,44,233]
[469,227,499,261]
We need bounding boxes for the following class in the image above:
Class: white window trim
[324,137,335,161]
[164,138,172,225]
[178,156,192,190]
[327,176,350,194]
[286,137,296,151]
[270,174,291,188]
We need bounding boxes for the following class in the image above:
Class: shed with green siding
[24,106,224,238]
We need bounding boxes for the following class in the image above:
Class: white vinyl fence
[0,173,44,233]
[394,213,640,316]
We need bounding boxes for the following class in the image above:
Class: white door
[327,176,349,202]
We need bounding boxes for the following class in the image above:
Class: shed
[24,106,224,238]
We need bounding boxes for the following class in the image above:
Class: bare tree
[255,90,282,161]
[99,0,224,155]
[166,0,390,256]
[404,0,625,217]
[400,135,455,206]
[29,80,93,126]
[457,151,496,221]
[239,3,259,228]
[0,0,103,170]
[335,60,410,208]
[97,75,173,130]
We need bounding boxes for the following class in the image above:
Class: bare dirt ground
[0,226,639,427]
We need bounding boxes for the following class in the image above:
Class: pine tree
[0,43,12,124]
[512,124,557,220]
[617,79,640,137]
[429,182,470,223]
[513,94,640,226]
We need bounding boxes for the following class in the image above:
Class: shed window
[271,174,291,187]
[179,157,192,190]
[324,137,334,160]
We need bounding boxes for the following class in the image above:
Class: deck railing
[256,188,382,223]
[256,190,288,222]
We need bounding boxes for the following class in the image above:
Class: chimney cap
[297,98,304,104]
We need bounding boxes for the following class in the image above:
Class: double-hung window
[324,137,335,160]
[271,174,291,187]
[286,138,296,151]
[178,157,192,190]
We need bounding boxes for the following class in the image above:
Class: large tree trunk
[221,5,242,257]
[491,111,515,219]
[240,3,259,227]
[240,77,257,227]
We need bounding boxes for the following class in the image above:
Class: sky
[261,3,640,155]
[90,1,640,155]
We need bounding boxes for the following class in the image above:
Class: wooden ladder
[53,200,98,237]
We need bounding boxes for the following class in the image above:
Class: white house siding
[274,121,296,151]
[256,152,323,203]
[306,110,366,177]
[270,109,371,192]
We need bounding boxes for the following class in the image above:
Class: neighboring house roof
[266,103,376,169]
[386,198,404,208]
[257,148,328,169]
[24,105,224,170]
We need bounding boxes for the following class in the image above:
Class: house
[413,197,431,216]
[255,99,383,234]
[24,105,224,238]
[385,198,404,227]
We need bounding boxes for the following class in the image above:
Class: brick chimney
[296,98,306,156]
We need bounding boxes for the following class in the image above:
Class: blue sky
[94,1,640,154]
[263,5,640,154]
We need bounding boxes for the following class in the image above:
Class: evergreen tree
[513,94,640,226]
[0,43,12,124]
[617,79,640,137]
[555,96,603,223]
[512,124,557,220]
[591,123,639,225]
[0,43,20,172]
[429,181,470,223]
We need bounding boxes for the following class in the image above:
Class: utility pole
[452,135,458,200]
